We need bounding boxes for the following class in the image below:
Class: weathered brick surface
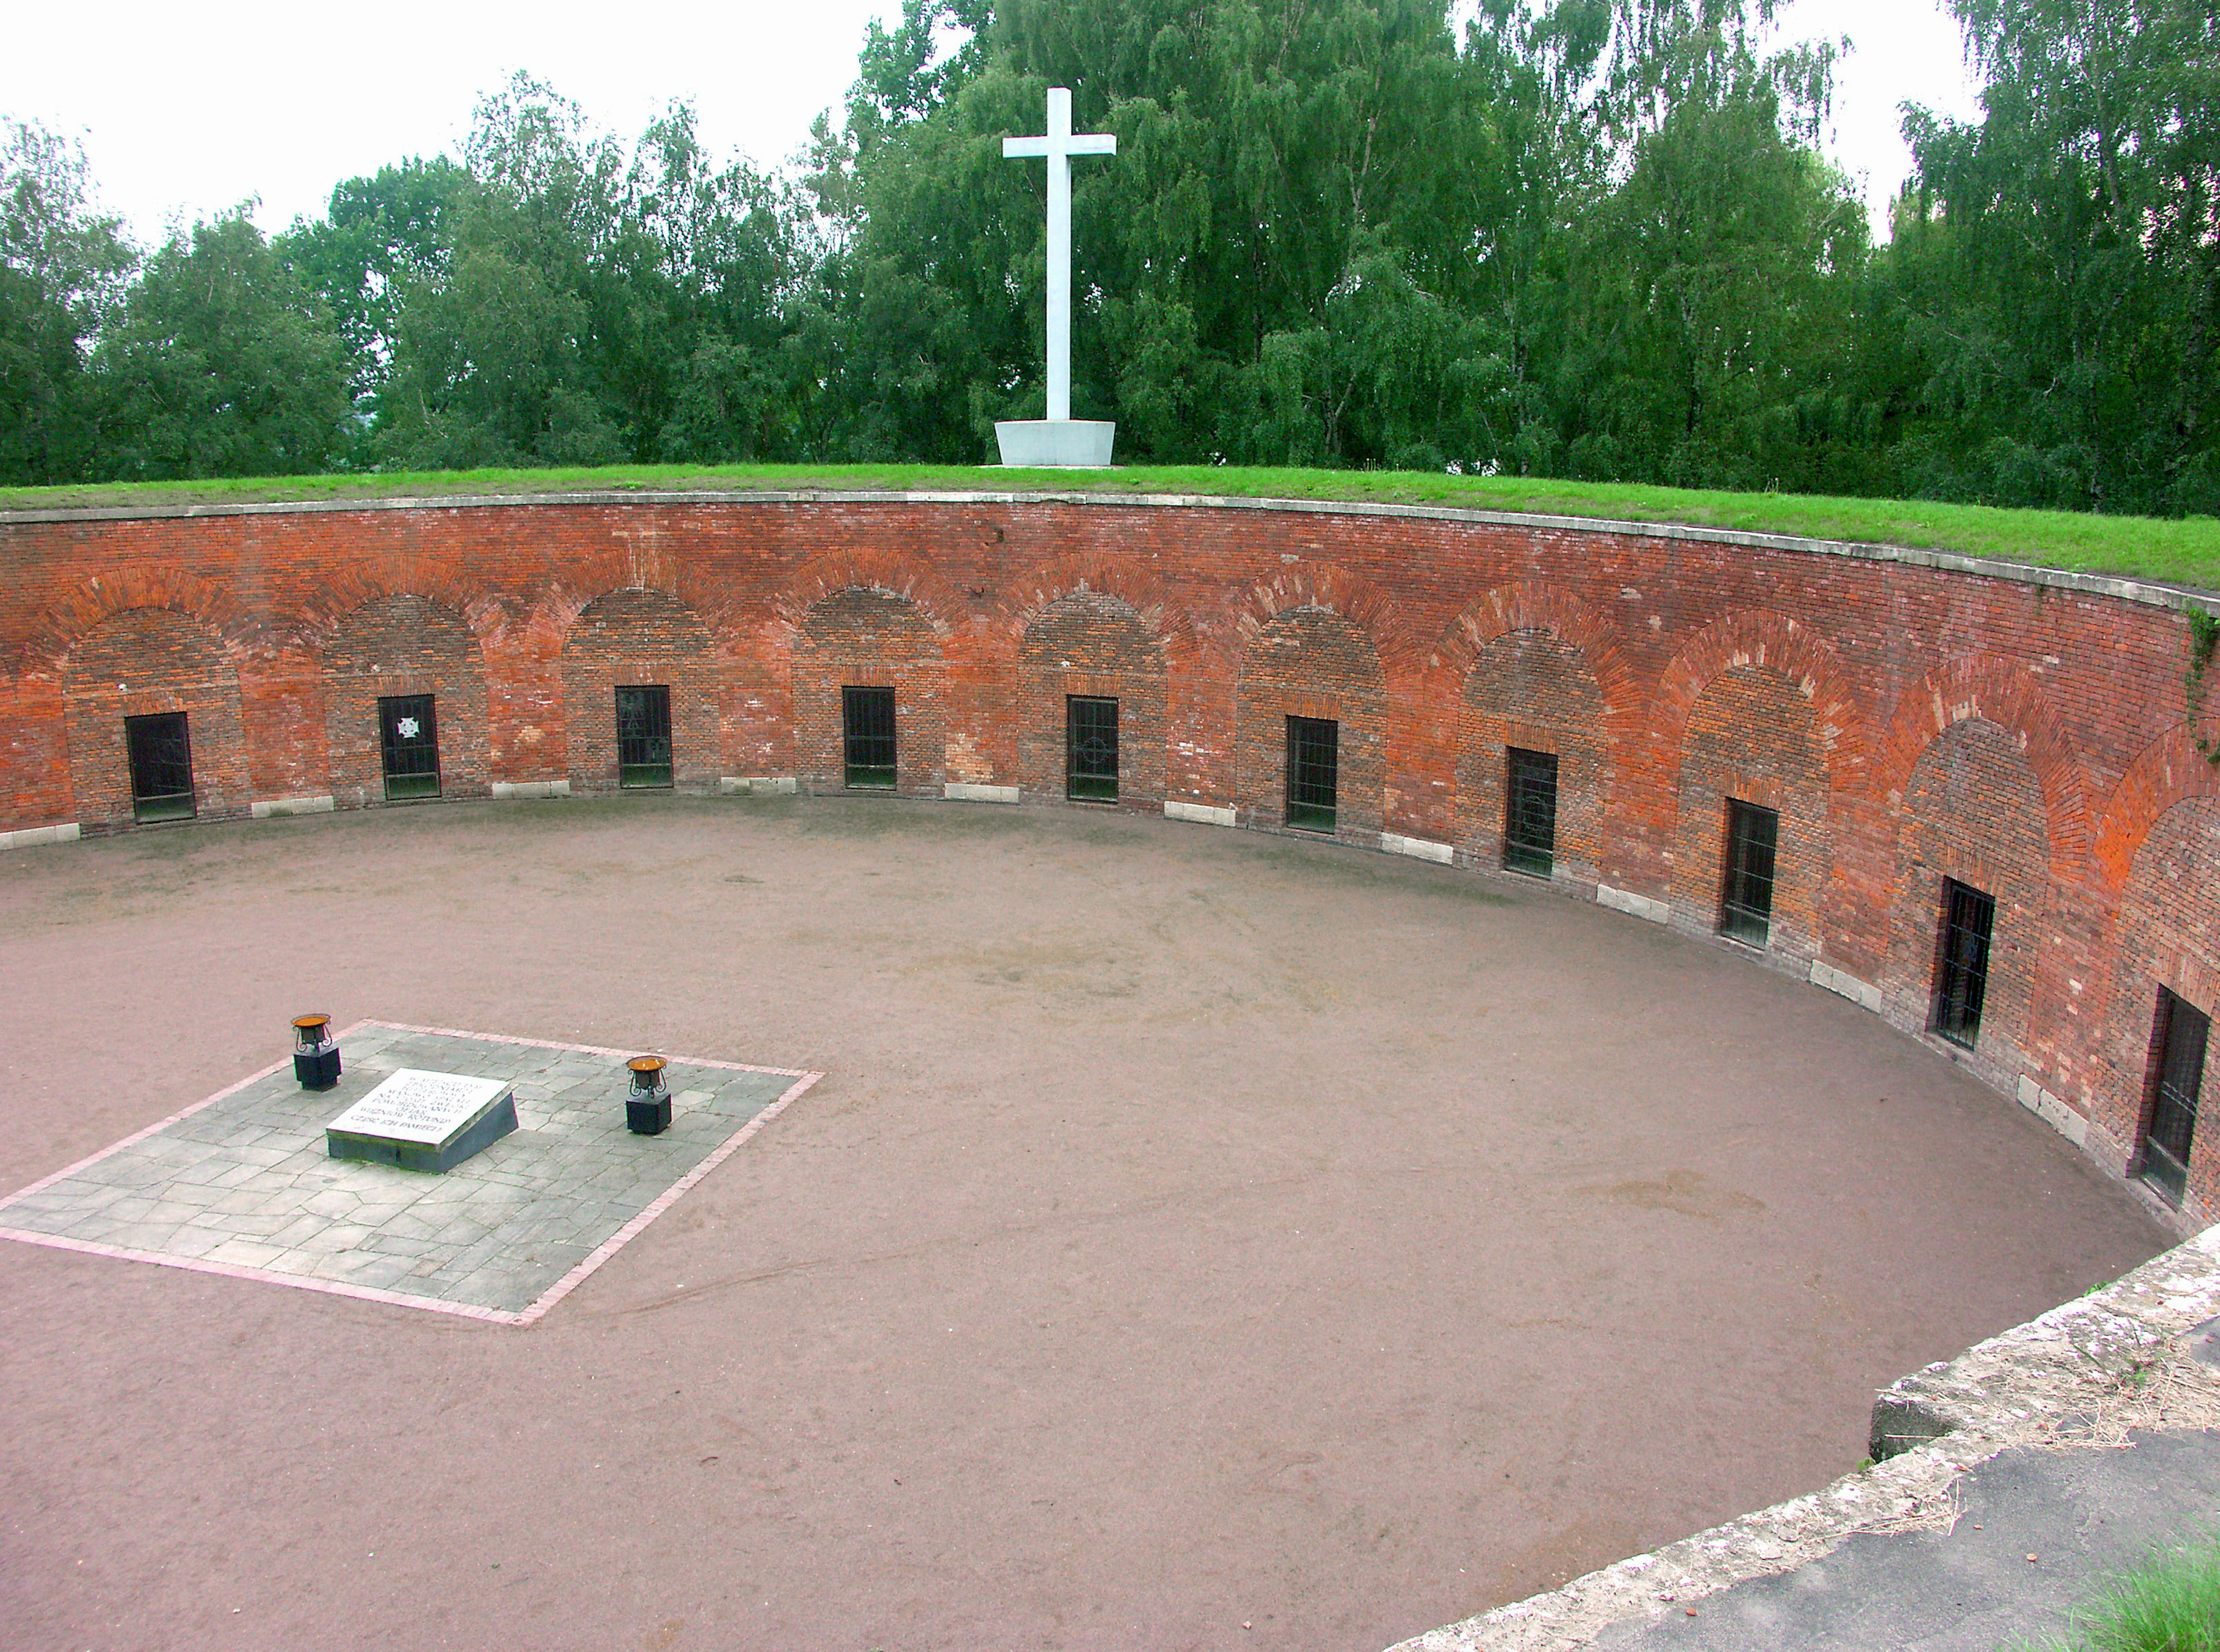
[321,594,489,806]
[560,588,722,795]
[1668,665,1830,965]
[1235,606,1388,839]
[1013,591,1168,809]
[792,587,947,795]
[1,493,2215,1223]
[1457,629,1612,883]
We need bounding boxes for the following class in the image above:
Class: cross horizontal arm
[1065,135,1117,155]
[1002,136,1050,158]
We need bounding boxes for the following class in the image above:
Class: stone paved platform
[0,1022,819,1324]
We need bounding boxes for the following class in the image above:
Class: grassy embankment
[3,462,2218,592]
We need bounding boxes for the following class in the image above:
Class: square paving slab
[0,1022,820,1324]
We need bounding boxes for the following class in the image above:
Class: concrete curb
[1387,1224,2220,1652]
[0,821,79,850]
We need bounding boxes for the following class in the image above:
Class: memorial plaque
[326,1069,517,1173]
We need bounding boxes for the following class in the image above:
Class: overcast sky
[0,0,1982,247]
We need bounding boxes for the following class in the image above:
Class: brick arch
[25,566,264,676]
[1650,608,1870,801]
[291,564,513,655]
[787,577,953,797]
[1224,561,1420,687]
[770,545,966,644]
[1872,653,2092,879]
[1005,555,1183,808]
[2090,723,2220,892]
[318,591,494,806]
[59,603,254,829]
[539,545,746,651]
[1434,580,1642,731]
[998,551,1194,671]
[1442,583,1635,883]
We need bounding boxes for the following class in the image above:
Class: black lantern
[626,1055,671,1135]
[293,1014,342,1090]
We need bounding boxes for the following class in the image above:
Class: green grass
[3,461,2218,592]
[2021,1534,2220,1652]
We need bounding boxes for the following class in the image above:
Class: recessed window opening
[2143,989,2210,1207]
[125,711,195,823]
[378,694,441,801]
[1719,799,1779,947]
[1934,878,1996,1049]
[1286,716,1338,833]
[615,686,674,789]
[843,686,897,790]
[1504,748,1558,877]
[1067,696,1119,802]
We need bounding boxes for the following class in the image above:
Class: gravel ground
[0,795,2171,1652]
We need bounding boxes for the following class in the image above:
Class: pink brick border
[0,1019,824,1327]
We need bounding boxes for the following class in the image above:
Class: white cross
[1003,87,1116,424]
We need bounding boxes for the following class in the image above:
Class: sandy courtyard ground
[0,796,2171,1652]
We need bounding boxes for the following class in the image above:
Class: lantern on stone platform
[293,1014,342,1090]
[626,1055,671,1135]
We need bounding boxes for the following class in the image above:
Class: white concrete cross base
[995,418,1117,468]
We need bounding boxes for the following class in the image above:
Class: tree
[93,211,352,479]
[0,118,134,484]
[1883,0,2220,512]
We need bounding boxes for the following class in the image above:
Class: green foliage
[2019,1532,2220,1652]
[93,213,352,480]
[0,119,134,484]
[1879,0,2220,515]
[0,0,2215,518]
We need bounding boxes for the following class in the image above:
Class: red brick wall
[1456,629,1613,884]
[1668,665,1830,965]
[1,493,2216,1227]
[1235,607,1389,840]
[1013,591,1168,809]
[791,587,948,795]
[560,589,722,795]
[61,608,252,831]
[321,594,490,806]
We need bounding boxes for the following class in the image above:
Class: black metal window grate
[844,686,897,789]
[378,694,441,800]
[1067,696,1119,802]
[1504,747,1558,877]
[616,686,674,789]
[2144,990,2210,1206]
[1719,799,1780,947]
[125,711,195,823]
[1934,878,1997,1048]
[1286,716,1338,832]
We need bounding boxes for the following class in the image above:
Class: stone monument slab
[326,1068,517,1173]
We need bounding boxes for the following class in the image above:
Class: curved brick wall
[3,490,2217,1227]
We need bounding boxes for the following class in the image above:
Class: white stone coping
[3,488,2211,613]
[1810,959,1884,1013]
[1165,799,1237,828]
[945,782,1020,803]
[0,822,79,850]
[1597,883,1670,924]
[1389,1223,2220,1652]
[250,795,334,819]
[719,775,797,796]
[490,779,571,801]
[1381,832,1455,865]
